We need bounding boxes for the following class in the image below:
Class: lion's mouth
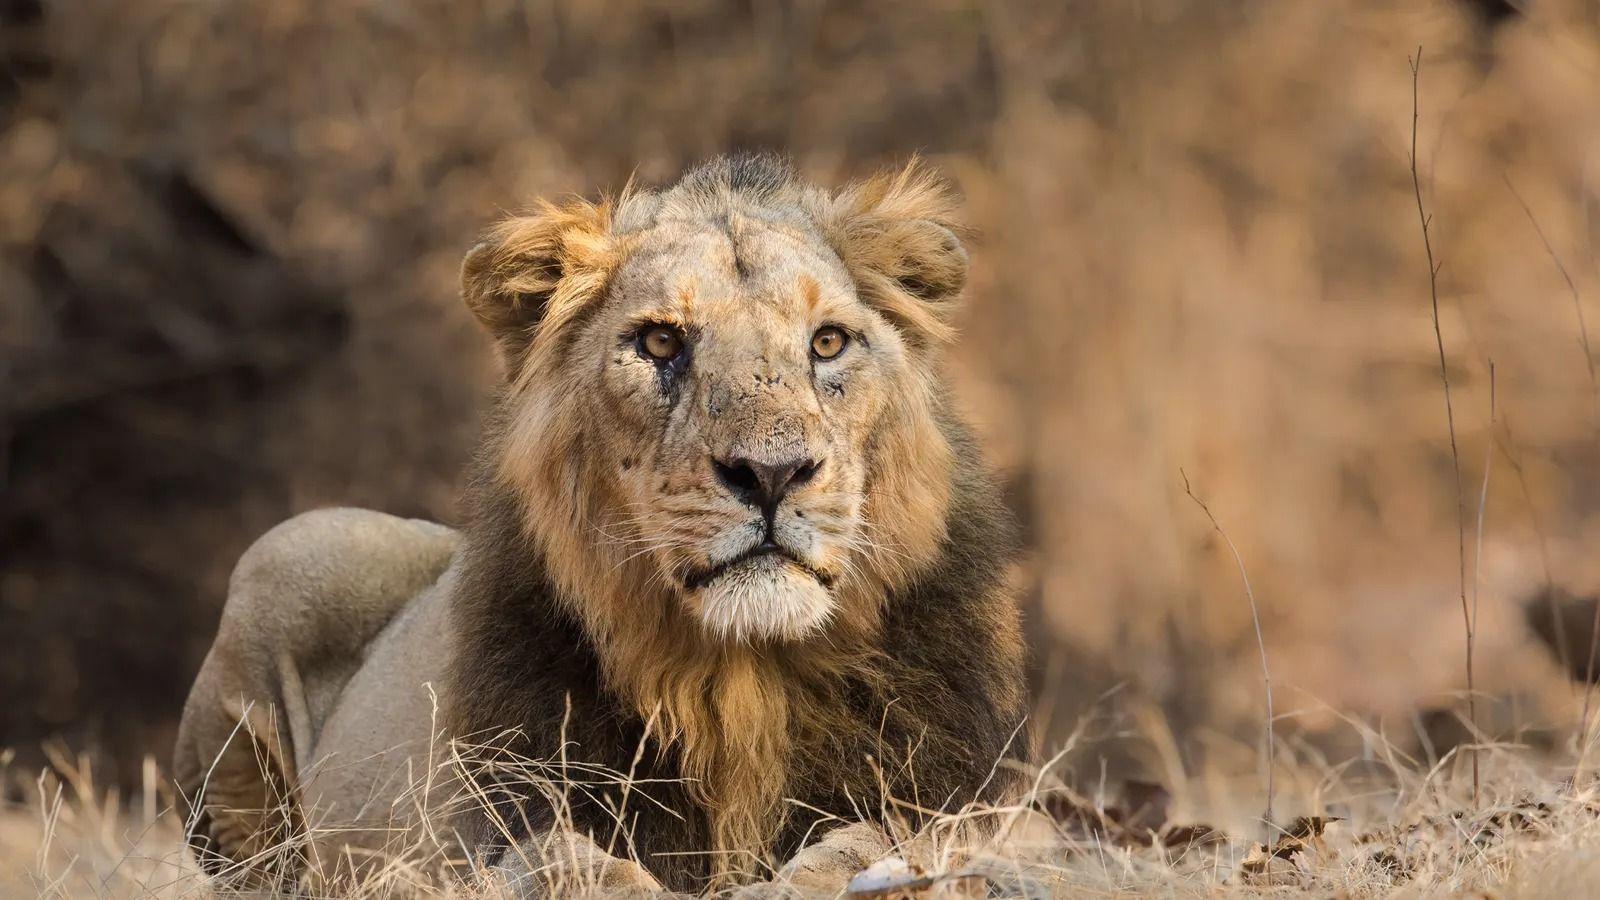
[684,542,834,591]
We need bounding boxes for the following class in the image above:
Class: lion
[172,154,1030,896]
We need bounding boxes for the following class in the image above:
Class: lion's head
[461,155,967,646]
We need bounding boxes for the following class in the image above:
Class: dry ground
[10,728,1600,898]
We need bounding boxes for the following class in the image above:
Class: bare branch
[1470,362,1495,760]
[1179,469,1274,832]
[1409,46,1476,804]
[1502,174,1598,411]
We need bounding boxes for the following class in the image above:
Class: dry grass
[11,719,1600,898]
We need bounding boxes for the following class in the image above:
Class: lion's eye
[640,325,684,361]
[811,326,848,360]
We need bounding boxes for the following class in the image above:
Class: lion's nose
[713,455,821,516]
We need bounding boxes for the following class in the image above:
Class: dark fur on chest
[443,418,1029,893]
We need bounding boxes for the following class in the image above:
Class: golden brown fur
[175,154,1028,895]
[453,156,990,873]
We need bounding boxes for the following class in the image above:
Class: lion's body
[173,510,459,880]
[175,156,1030,895]
[447,410,1026,891]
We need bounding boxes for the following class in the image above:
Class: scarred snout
[673,367,844,641]
[712,455,822,520]
[700,357,828,517]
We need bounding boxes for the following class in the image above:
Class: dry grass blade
[1471,361,1495,767]
[1501,175,1600,413]
[1179,469,1275,833]
[1409,45,1476,806]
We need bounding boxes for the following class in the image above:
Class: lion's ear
[820,160,969,347]
[461,197,615,368]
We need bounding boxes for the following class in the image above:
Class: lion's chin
[690,555,834,643]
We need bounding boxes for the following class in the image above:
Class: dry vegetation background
[5,0,1600,893]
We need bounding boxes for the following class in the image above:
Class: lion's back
[218,507,457,655]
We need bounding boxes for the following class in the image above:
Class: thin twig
[1179,469,1274,831]
[1471,362,1495,747]
[1409,47,1476,804]
[1503,173,1600,763]
[1502,174,1599,415]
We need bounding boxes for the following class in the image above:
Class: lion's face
[584,221,906,641]
[464,157,966,644]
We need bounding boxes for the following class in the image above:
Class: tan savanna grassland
[5,0,1600,896]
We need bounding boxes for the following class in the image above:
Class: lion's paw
[723,880,813,900]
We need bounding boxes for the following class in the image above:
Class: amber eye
[640,325,684,361]
[811,326,848,360]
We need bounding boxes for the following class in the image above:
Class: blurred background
[3,0,1600,794]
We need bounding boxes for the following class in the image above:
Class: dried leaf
[1253,816,1343,864]
[1237,841,1304,886]
[1160,823,1222,848]
[1284,816,1343,842]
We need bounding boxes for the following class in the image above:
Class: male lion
[173,155,1029,896]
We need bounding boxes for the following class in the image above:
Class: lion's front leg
[730,822,895,899]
